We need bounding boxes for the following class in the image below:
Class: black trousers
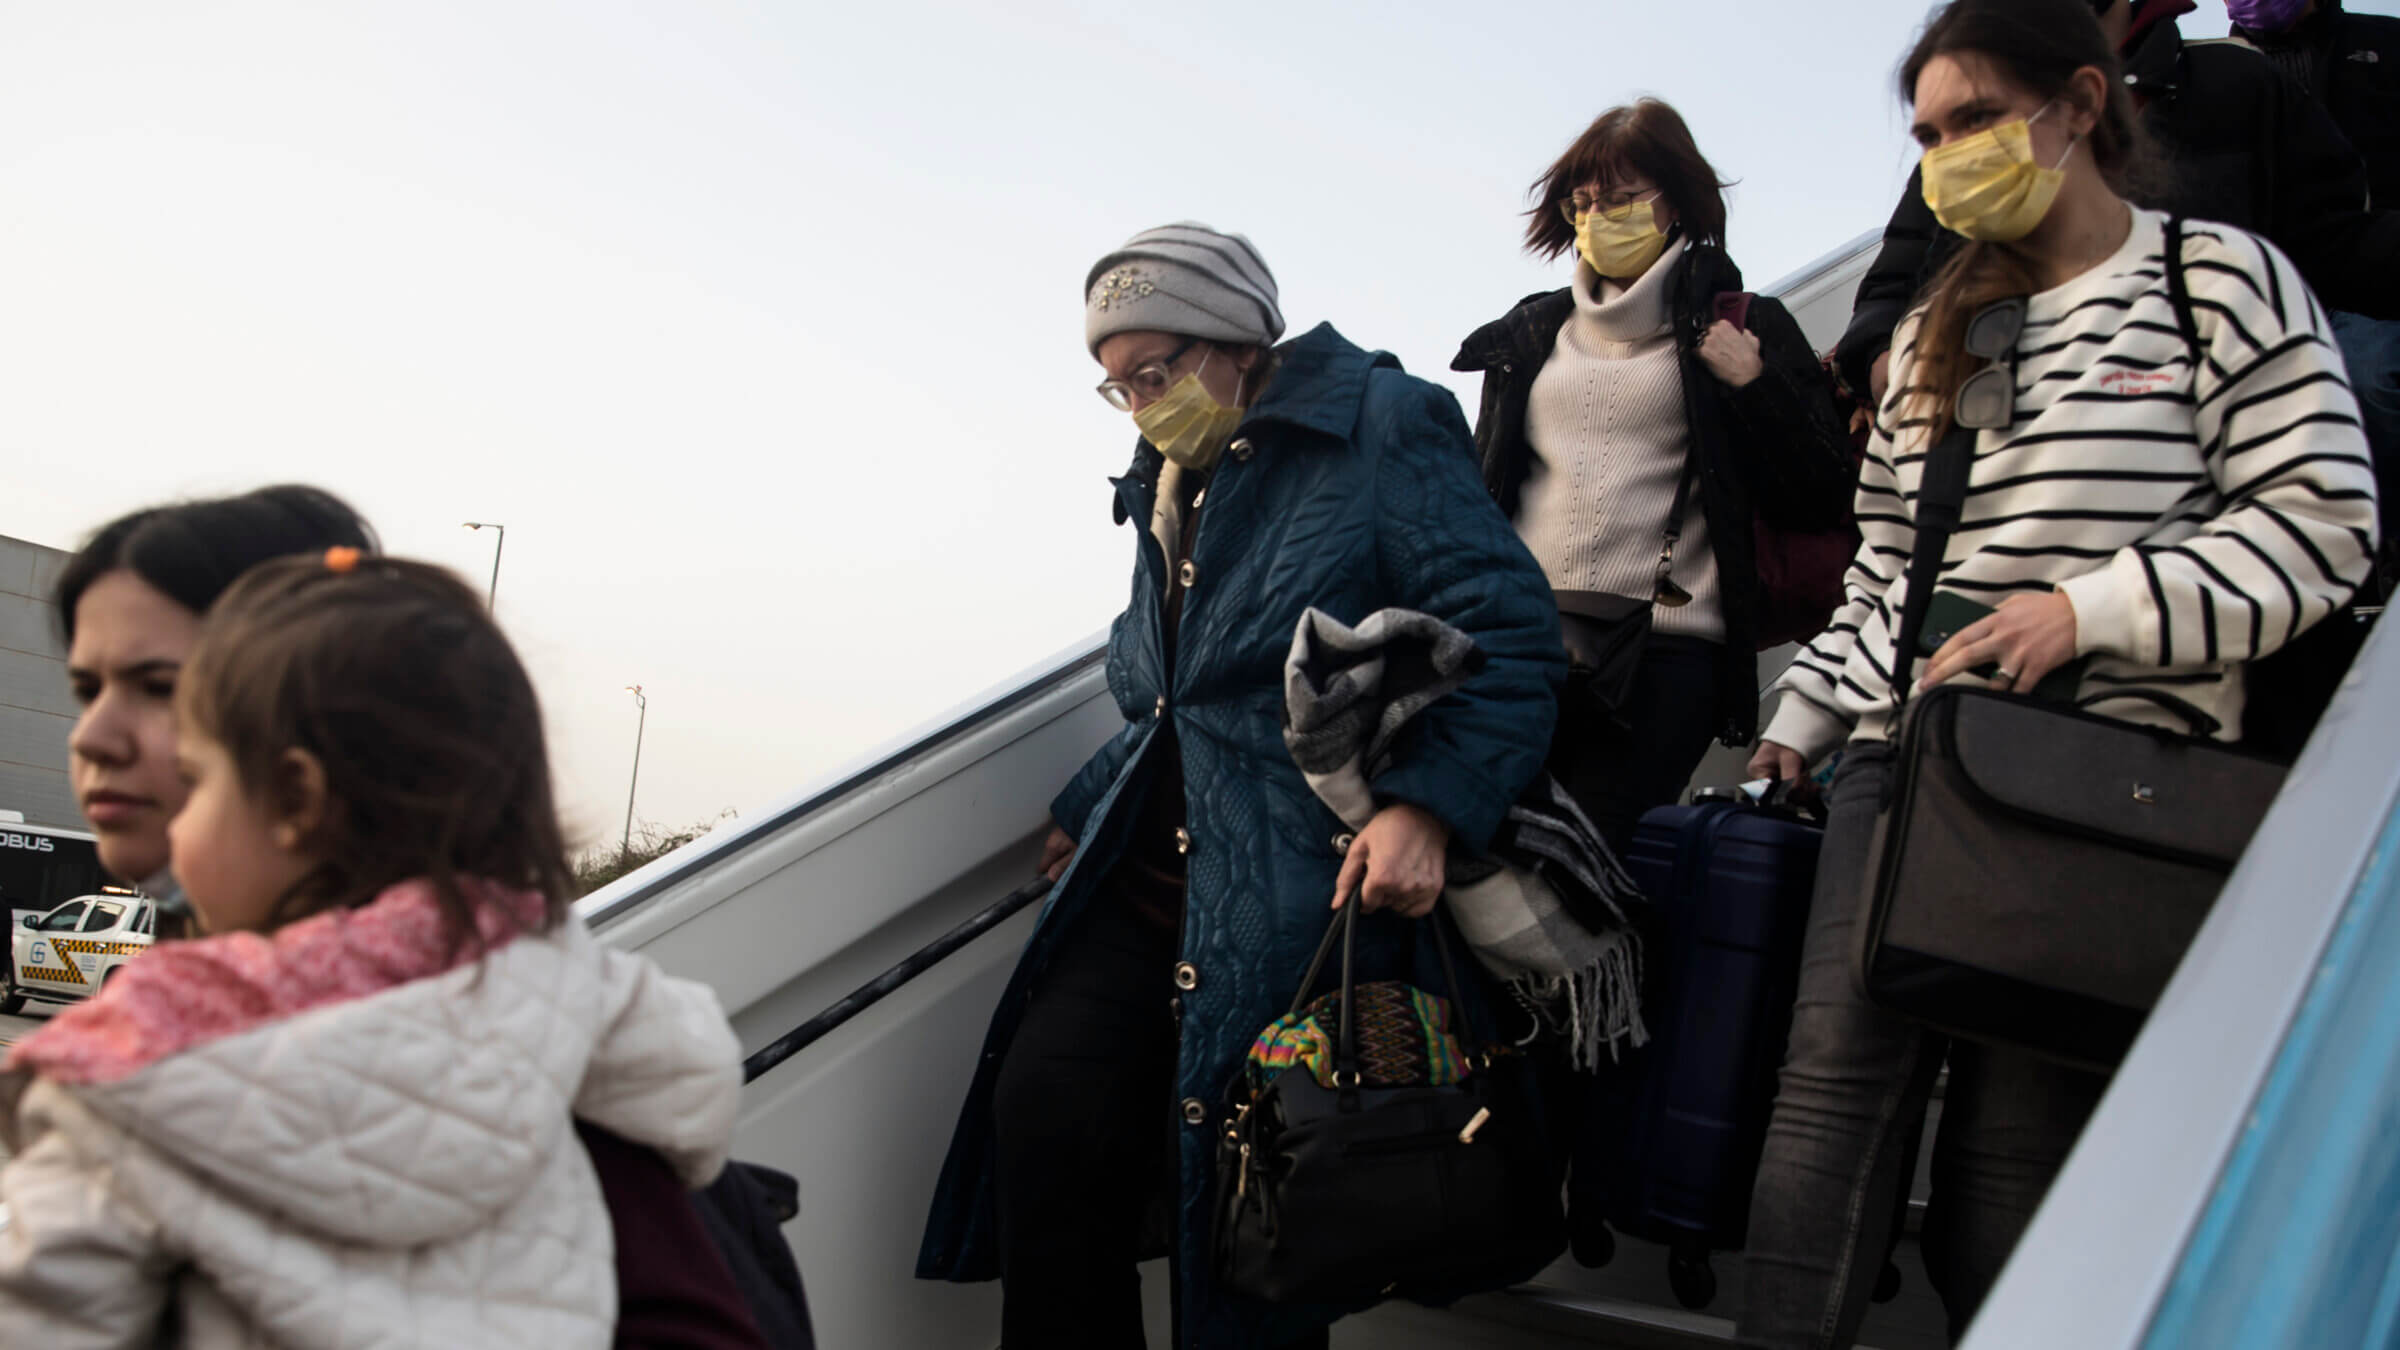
[991,891,1333,1350]
[1549,633,1725,853]
[1547,632,1725,1261]
[993,891,1178,1349]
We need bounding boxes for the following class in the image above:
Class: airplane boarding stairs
[574,231,1969,1348]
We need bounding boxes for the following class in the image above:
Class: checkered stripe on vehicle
[20,938,146,986]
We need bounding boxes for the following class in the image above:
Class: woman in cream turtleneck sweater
[1453,94,1856,1277]
[1454,98,1856,851]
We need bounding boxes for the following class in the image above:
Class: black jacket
[2235,0,2400,207]
[1452,241,1855,745]
[1835,19,2400,394]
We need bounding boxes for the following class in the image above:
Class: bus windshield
[0,827,115,916]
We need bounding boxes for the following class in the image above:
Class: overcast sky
[1,1,2380,850]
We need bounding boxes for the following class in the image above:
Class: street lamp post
[462,522,506,610]
[621,685,647,864]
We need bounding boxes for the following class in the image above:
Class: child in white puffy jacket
[0,549,744,1349]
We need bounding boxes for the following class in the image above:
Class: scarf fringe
[1499,935,1649,1072]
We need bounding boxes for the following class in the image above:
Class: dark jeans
[991,892,1332,1350]
[1550,632,1723,851]
[2333,311,2400,544]
[1735,747,2108,1349]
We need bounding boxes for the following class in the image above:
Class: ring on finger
[1993,667,2019,687]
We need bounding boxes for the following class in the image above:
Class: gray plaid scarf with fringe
[1281,607,1648,1070]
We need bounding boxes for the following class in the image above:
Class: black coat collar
[1451,242,1747,375]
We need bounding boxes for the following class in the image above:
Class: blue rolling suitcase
[1601,787,1823,1308]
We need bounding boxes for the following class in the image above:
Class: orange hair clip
[324,546,363,574]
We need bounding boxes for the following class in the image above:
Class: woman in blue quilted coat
[917,223,1568,1349]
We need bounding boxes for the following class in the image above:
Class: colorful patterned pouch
[1244,980,1471,1092]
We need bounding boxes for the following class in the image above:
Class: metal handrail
[1756,227,1885,303]
[741,877,1055,1083]
[579,639,1102,931]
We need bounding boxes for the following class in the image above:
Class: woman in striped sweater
[1739,0,2377,1345]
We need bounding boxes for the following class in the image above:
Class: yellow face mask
[1576,199,1671,279]
[1920,104,2077,243]
[1132,349,1246,470]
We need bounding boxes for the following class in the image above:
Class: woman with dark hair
[1453,98,1856,851]
[53,485,779,1349]
[1739,1,2376,1343]
[1,552,745,1349]
[57,485,380,903]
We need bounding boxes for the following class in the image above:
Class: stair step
[1360,1283,1915,1350]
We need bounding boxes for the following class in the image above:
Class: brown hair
[1524,98,1732,259]
[176,554,574,950]
[1900,0,2153,439]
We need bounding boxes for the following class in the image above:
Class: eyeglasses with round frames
[1560,185,1664,225]
[1096,337,1203,411]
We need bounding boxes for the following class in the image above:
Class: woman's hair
[54,485,378,642]
[1900,0,2154,438]
[176,553,574,950]
[1524,98,1733,259]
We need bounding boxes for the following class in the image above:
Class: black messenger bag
[1853,408,2291,1070]
[1857,685,2287,1068]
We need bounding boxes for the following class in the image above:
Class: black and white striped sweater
[1765,209,2377,760]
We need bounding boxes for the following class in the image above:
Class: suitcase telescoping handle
[1691,777,1820,818]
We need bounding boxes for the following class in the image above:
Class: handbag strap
[1647,254,1716,600]
[2163,214,2199,368]
[1337,894,1361,1074]
[1890,418,1980,707]
[1288,901,1352,1017]
[1286,897,1486,1084]
[1652,454,1698,602]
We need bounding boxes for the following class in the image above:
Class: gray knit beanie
[1084,222,1285,356]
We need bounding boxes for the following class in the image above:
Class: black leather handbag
[1212,902,1564,1305]
[1854,411,2291,1070]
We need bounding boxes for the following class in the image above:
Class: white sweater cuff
[1760,694,1854,768]
[2056,555,2147,661]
